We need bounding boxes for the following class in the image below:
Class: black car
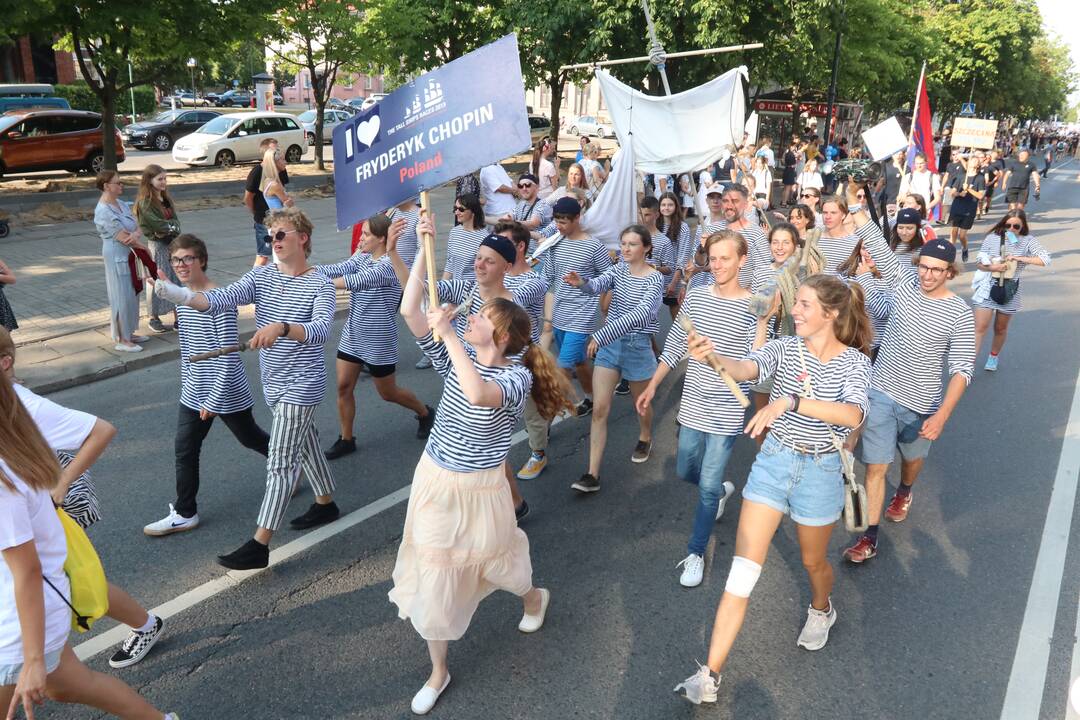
[121,109,221,151]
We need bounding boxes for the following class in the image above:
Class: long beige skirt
[389,452,533,641]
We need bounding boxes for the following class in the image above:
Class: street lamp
[186,57,197,100]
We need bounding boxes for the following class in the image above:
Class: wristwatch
[280,322,291,337]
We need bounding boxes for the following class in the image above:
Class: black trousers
[174,404,270,518]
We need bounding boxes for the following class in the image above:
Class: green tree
[358,0,507,85]
[267,0,368,170]
[10,0,277,170]
[509,1,617,137]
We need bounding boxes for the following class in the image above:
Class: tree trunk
[313,71,326,171]
[101,87,118,171]
[548,77,565,148]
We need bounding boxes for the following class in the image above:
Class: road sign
[233,79,239,87]
[961,102,976,115]
[332,34,531,230]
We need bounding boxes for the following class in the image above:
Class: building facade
[1,35,77,85]
[281,68,386,106]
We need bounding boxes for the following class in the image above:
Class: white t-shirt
[0,460,70,664]
[536,157,558,200]
[479,164,516,218]
[14,384,96,451]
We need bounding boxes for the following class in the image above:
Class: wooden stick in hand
[676,314,750,407]
[189,343,247,363]
[419,190,440,342]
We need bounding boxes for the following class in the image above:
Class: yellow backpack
[43,509,109,632]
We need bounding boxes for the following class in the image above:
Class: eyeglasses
[1004,223,1023,230]
[917,264,948,277]
[273,229,299,242]
[517,182,534,189]
[453,206,466,212]
[170,255,198,267]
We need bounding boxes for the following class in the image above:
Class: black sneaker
[217,538,269,570]
[571,473,600,493]
[416,405,436,439]
[575,398,593,417]
[289,501,340,529]
[324,436,356,460]
[108,615,163,668]
[962,247,969,262]
[148,318,169,333]
[515,500,530,522]
[614,379,630,396]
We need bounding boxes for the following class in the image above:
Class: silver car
[298,109,352,146]
[568,115,613,139]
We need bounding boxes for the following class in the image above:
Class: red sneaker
[885,493,913,523]
[843,536,877,564]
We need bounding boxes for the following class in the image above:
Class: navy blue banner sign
[332,34,531,230]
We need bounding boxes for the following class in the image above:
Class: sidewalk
[6,187,457,394]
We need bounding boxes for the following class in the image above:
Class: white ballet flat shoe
[518,588,550,633]
[411,674,450,715]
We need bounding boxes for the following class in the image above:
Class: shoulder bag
[989,234,1019,305]
[795,341,868,533]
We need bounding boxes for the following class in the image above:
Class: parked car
[273,92,283,105]
[216,90,254,107]
[568,115,613,139]
[528,114,552,143]
[204,91,222,105]
[172,111,305,167]
[0,109,124,176]
[346,98,366,111]
[298,109,352,146]
[359,93,389,112]
[121,109,221,151]
[175,93,212,108]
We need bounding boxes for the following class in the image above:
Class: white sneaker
[715,481,736,520]
[143,504,200,536]
[796,598,837,651]
[114,343,143,353]
[673,664,719,704]
[677,554,705,588]
[415,355,433,369]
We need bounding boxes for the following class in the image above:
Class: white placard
[860,117,908,161]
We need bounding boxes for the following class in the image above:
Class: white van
[172,111,305,167]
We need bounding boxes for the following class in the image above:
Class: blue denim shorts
[859,388,932,465]
[593,333,658,382]
[254,222,272,257]
[553,328,590,369]
[743,435,844,526]
[0,647,63,686]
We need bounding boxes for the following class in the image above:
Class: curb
[0,173,333,215]
[23,306,349,396]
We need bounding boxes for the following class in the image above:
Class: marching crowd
[0,123,1058,717]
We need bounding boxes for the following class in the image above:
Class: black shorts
[336,349,396,378]
[1005,187,1028,204]
[662,296,680,307]
[949,212,975,230]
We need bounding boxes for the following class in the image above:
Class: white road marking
[74,416,566,661]
[999,360,1080,719]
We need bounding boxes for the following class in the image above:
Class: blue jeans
[254,222,272,257]
[678,427,738,556]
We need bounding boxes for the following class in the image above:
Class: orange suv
[0,109,124,177]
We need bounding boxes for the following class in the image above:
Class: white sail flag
[594,66,747,175]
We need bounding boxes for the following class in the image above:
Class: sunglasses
[273,229,299,242]
[169,255,198,267]
[517,182,534,189]
[801,193,816,198]
[453,206,466,212]
[1005,223,1023,230]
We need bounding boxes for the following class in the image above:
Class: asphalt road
[23,159,1080,719]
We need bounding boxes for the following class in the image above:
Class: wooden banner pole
[419,190,440,342]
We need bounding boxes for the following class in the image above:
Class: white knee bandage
[724,556,763,598]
